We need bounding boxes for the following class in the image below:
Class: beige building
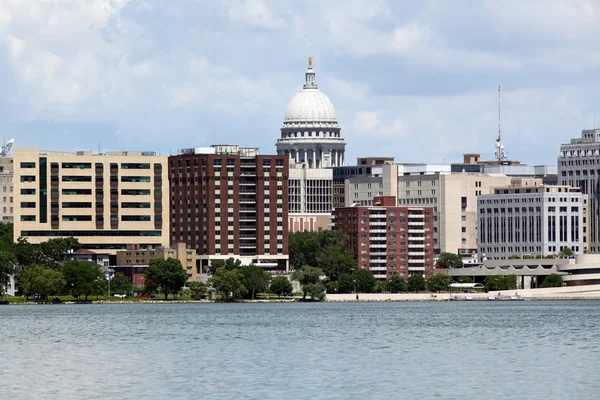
[13,148,169,253]
[115,242,197,282]
[345,164,542,255]
[0,171,13,223]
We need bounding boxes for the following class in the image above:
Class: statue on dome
[308,56,313,69]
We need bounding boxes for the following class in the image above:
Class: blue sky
[1,0,599,164]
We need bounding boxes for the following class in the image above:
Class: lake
[1,301,599,399]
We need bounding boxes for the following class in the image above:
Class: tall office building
[277,58,345,232]
[478,185,587,260]
[13,148,169,252]
[558,129,600,252]
[334,196,435,280]
[168,146,289,272]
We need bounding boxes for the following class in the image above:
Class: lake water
[1,301,600,399]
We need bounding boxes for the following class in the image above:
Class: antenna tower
[495,86,507,163]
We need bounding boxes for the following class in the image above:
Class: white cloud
[228,0,285,30]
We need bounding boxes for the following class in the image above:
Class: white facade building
[477,185,587,260]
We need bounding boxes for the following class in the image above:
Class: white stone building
[477,185,587,260]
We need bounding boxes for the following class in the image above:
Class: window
[62,189,92,195]
[21,202,36,208]
[121,215,151,222]
[20,176,36,182]
[62,176,92,182]
[20,162,36,168]
[62,215,93,222]
[21,189,36,195]
[62,162,92,169]
[21,215,36,221]
[121,163,150,169]
[121,176,151,183]
[121,189,151,196]
[62,202,92,208]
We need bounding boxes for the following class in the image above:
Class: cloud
[228,0,285,30]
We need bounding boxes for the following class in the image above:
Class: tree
[508,255,521,260]
[456,276,474,284]
[374,281,388,293]
[436,252,463,269]
[541,274,564,288]
[560,247,574,257]
[188,281,209,299]
[304,282,326,301]
[14,236,81,270]
[209,257,242,275]
[389,275,407,293]
[270,276,293,298]
[292,265,323,300]
[337,273,355,294]
[426,273,452,292]
[288,231,320,270]
[110,272,133,297]
[209,267,247,301]
[352,268,376,293]
[407,274,426,292]
[0,222,13,253]
[17,265,65,301]
[484,275,517,291]
[62,260,104,300]
[0,251,16,298]
[145,258,189,299]
[240,265,271,299]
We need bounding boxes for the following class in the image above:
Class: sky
[0,0,599,165]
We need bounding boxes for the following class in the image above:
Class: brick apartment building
[169,146,289,273]
[334,196,435,280]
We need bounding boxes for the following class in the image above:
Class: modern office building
[114,242,197,285]
[558,128,600,252]
[0,170,13,223]
[168,146,289,272]
[276,58,345,232]
[334,196,435,280]
[13,148,169,253]
[477,185,587,260]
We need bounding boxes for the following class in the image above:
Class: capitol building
[277,58,346,231]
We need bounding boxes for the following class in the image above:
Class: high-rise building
[13,148,169,253]
[277,58,345,232]
[0,170,13,223]
[168,147,289,272]
[334,196,435,280]
[558,129,600,252]
[477,185,587,260]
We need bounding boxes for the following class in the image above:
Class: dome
[284,89,337,123]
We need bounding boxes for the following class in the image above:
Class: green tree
[436,252,463,268]
[110,272,133,296]
[456,276,474,283]
[209,267,247,301]
[426,273,452,292]
[240,265,271,299]
[541,274,564,288]
[560,247,574,257]
[209,257,242,275]
[292,265,323,300]
[61,260,104,300]
[0,251,16,299]
[188,281,209,299]
[315,231,356,281]
[288,231,320,269]
[352,268,376,293]
[145,258,189,299]
[389,275,407,293]
[484,275,517,291]
[270,276,293,298]
[39,237,81,269]
[508,255,521,260]
[0,222,13,253]
[304,282,326,301]
[374,281,388,293]
[407,274,426,292]
[337,273,354,294]
[17,265,65,301]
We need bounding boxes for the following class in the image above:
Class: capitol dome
[284,88,337,123]
[276,57,346,169]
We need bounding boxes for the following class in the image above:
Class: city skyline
[1,1,599,164]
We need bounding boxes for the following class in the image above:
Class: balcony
[370,252,387,256]
[369,221,386,226]
[369,244,386,248]
[408,252,425,256]
[373,274,387,279]
[369,266,387,271]
[408,266,425,271]
[408,259,425,264]
[408,214,424,219]
[408,229,425,234]
[408,244,424,248]
[369,259,386,264]
[369,236,387,241]
[370,229,386,233]
[408,236,424,241]
[408,221,424,226]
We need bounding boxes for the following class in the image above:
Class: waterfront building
[558,128,600,252]
[13,149,169,253]
[277,58,345,232]
[333,196,435,280]
[0,170,13,223]
[168,146,289,273]
[333,157,396,209]
[67,248,111,267]
[477,185,587,260]
[113,242,197,286]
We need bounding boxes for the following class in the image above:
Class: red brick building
[168,147,289,273]
[334,196,435,280]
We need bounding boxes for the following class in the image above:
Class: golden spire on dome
[308,56,313,69]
